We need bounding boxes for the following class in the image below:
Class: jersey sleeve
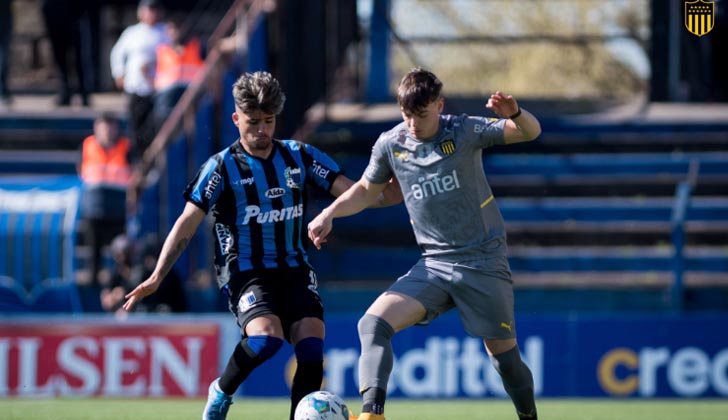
[458,115,507,149]
[183,156,225,213]
[363,135,393,184]
[300,142,342,192]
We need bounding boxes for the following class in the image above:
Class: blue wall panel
[236,312,728,399]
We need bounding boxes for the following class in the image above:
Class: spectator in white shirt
[110,0,168,159]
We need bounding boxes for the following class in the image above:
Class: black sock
[218,337,267,395]
[492,346,538,420]
[289,360,324,420]
[361,387,386,415]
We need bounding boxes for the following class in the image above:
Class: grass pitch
[1,397,727,420]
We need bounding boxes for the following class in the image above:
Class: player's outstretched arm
[308,177,388,249]
[329,175,403,208]
[123,202,205,311]
[486,91,541,144]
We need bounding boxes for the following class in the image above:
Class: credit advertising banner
[241,312,728,398]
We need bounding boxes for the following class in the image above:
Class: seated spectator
[99,234,134,316]
[78,112,131,287]
[100,233,187,315]
[132,233,187,313]
[152,17,204,131]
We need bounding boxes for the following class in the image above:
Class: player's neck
[240,142,274,159]
[411,121,441,142]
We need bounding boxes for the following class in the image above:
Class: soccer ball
[294,390,351,420]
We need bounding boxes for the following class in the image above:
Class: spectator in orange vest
[78,112,132,287]
[152,17,204,133]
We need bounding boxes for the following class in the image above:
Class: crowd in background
[74,0,205,315]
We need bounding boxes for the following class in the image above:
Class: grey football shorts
[387,256,516,339]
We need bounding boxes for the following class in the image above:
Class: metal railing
[670,159,701,312]
[128,0,270,209]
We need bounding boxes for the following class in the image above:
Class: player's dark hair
[232,71,286,115]
[397,67,443,115]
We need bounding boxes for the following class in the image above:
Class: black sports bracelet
[509,107,522,119]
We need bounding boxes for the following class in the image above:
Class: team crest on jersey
[284,167,301,189]
[440,139,456,155]
[415,143,434,159]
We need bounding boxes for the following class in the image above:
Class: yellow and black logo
[685,0,715,36]
[440,139,456,155]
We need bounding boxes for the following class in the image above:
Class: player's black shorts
[224,265,324,341]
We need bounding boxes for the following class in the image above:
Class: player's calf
[491,345,538,420]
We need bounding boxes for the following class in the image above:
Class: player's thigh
[366,291,427,332]
[382,260,457,331]
[484,337,518,356]
[245,313,285,339]
[290,317,325,345]
[451,260,516,339]
[228,271,280,335]
[278,266,324,340]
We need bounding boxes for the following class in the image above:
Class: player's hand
[122,277,161,312]
[307,211,333,250]
[486,91,519,119]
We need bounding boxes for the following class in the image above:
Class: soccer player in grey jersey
[308,68,542,420]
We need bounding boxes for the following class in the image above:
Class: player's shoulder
[451,113,502,137]
[210,141,239,166]
[377,122,409,146]
[446,112,493,127]
[276,139,306,152]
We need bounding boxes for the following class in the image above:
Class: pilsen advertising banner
[0,318,220,397]
[1,313,727,398]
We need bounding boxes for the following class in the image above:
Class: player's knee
[294,337,324,362]
[357,313,394,339]
[242,335,283,361]
[492,345,523,377]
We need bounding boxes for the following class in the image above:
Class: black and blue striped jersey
[184,139,342,288]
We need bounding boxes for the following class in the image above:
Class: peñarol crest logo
[685,0,715,36]
[439,139,456,155]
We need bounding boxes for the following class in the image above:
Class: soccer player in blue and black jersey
[123,71,401,420]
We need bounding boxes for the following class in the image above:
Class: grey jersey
[364,114,508,261]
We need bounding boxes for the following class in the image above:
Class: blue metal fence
[0,176,82,312]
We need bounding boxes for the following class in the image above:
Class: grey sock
[357,314,395,402]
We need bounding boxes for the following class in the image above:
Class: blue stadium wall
[241,312,728,399]
[2,313,726,399]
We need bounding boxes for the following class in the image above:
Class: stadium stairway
[304,100,728,313]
